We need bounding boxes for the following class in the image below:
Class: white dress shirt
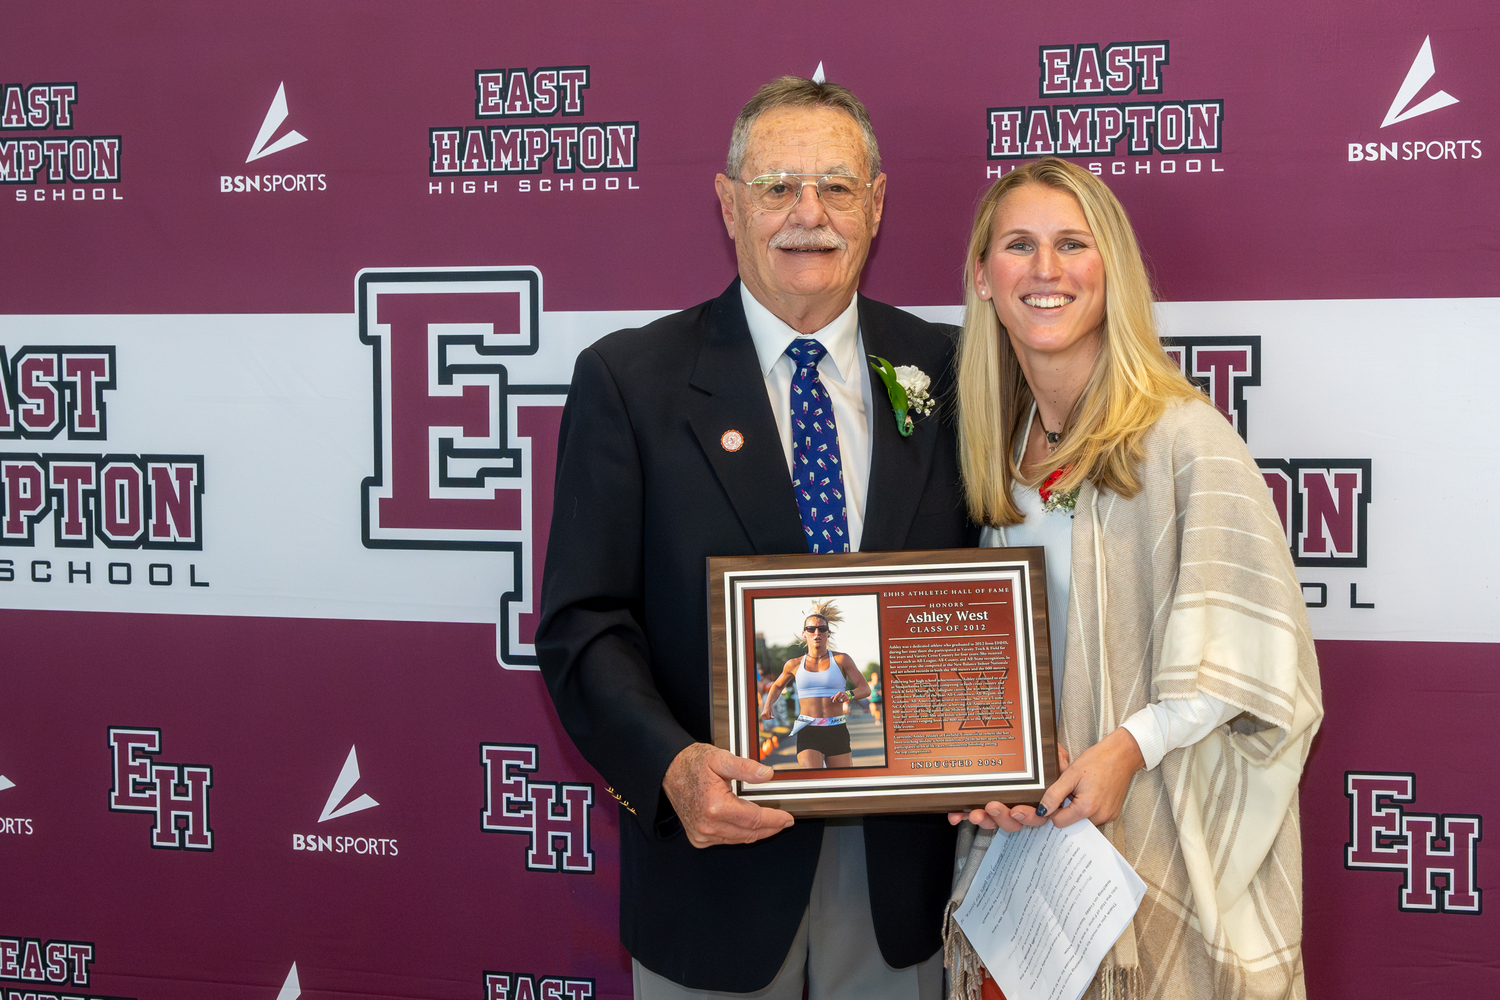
[740,284,875,552]
[982,404,1240,770]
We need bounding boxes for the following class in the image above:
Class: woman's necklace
[1036,409,1063,454]
[1035,407,1079,514]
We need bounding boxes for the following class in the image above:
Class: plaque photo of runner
[751,594,887,772]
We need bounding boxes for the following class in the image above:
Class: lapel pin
[720,429,744,452]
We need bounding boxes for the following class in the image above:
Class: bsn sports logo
[1346,771,1481,913]
[358,268,568,668]
[485,971,594,1000]
[987,40,1226,180]
[429,65,640,196]
[1,763,33,836]
[272,963,300,1000]
[221,81,326,194]
[247,82,307,162]
[1,83,123,202]
[481,743,594,873]
[291,745,397,856]
[1348,36,1480,164]
[319,744,378,821]
[108,727,213,851]
[0,344,205,551]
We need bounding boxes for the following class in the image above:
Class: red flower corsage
[1039,467,1079,514]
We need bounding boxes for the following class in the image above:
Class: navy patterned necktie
[786,338,849,553]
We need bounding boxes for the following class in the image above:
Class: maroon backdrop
[3,3,1496,999]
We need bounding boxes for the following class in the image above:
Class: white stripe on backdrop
[2,296,1494,644]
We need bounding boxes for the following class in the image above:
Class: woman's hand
[1029,727,1144,828]
[947,802,1027,833]
[945,746,1078,831]
[759,702,773,719]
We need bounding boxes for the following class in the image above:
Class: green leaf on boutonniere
[868,355,913,437]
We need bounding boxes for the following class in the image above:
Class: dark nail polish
[1035,804,1048,817]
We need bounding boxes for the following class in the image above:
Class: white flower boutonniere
[869,356,934,437]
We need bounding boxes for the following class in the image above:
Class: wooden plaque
[708,547,1058,817]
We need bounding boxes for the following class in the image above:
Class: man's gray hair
[725,76,881,180]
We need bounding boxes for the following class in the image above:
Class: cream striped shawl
[948,398,1323,1000]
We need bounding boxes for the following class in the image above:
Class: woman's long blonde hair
[956,158,1199,527]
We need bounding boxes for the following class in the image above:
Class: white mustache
[770,227,848,251]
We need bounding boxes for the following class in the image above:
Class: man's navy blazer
[537,281,975,991]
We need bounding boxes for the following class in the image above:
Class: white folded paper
[953,820,1146,1000]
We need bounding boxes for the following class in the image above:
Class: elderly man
[537,76,972,999]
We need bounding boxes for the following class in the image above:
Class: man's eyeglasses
[739,173,872,213]
[803,624,830,633]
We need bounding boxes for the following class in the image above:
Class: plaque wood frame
[708,547,1058,817]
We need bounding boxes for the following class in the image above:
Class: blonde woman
[760,599,870,768]
[944,158,1322,1000]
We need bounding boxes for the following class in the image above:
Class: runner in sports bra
[794,653,847,700]
[759,599,870,769]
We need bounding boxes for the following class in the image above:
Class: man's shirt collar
[740,283,861,382]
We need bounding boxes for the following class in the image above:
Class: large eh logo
[358,269,567,669]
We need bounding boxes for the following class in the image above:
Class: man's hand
[663,743,795,848]
[1025,728,1143,829]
